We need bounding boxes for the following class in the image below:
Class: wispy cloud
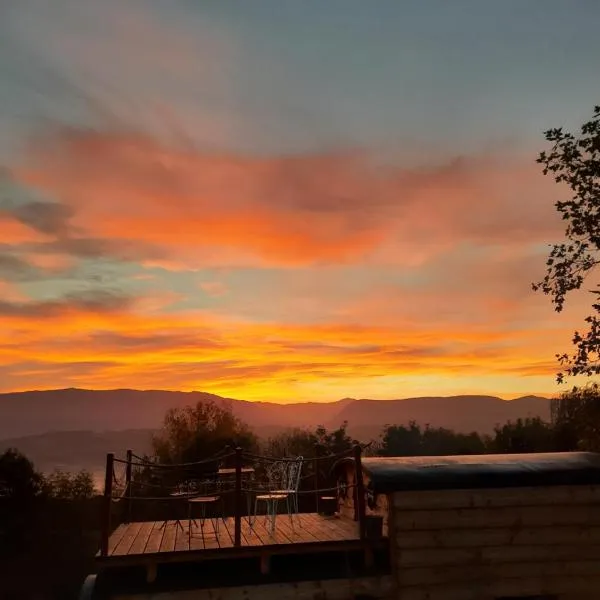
[10,127,561,269]
[0,289,132,318]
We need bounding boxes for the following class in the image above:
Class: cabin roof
[350,452,600,493]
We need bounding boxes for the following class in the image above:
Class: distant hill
[0,388,551,440]
[0,388,552,478]
[334,395,552,437]
[0,388,351,439]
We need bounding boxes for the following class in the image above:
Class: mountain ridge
[0,388,551,440]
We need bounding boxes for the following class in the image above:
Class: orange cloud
[11,128,563,269]
[0,215,49,244]
[0,282,577,400]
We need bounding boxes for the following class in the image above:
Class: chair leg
[268,499,276,535]
[212,503,219,537]
[294,493,301,526]
[272,498,282,534]
[220,495,226,527]
[188,503,192,546]
[246,492,252,525]
[286,495,294,530]
[251,497,258,529]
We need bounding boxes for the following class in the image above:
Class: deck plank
[276,514,316,544]
[302,513,344,542]
[250,514,291,546]
[189,527,204,551]
[241,518,264,547]
[202,519,222,550]
[222,518,238,546]
[223,517,251,548]
[273,515,302,543]
[216,518,234,548]
[127,521,155,555]
[101,513,368,563]
[159,521,178,553]
[296,513,330,542]
[318,514,359,540]
[143,521,165,554]
[175,520,191,552]
[106,523,128,555]
[112,522,144,556]
[329,515,359,538]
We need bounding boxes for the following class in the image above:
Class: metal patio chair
[252,456,303,534]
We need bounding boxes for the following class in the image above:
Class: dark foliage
[378,422,487,456]
[534,105,600,383]
[376,413,587,457]
[551,382,600,451]
[488,418,558,454]
[0,449,100,599]
[264,422,354,458]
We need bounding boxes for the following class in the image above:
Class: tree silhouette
[489,418,557,454]
[378,421,487,456]
[534,105,600,383]
[551,383,600,451]
[0,448,43,502]
[152,400,258,465]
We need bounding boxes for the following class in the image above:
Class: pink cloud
[12,128,563,269]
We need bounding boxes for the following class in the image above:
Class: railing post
[234,447,242,547]
[100,452,114,557]
[313,443,321,514]
[353,444,366,541]
[125,449,132,522]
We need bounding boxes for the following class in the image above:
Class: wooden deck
[98,513,384,569]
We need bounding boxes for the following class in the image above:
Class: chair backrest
[264,461,284,491]
[286,456,303,492]
[264,456,303,491]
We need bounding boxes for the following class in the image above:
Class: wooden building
[334,451,600,600]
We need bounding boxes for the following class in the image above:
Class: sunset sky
[1,0,599,401]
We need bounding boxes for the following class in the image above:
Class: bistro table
[161,489,194,531]
[217,467,255,477]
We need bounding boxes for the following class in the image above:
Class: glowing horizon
[1,0,599,402]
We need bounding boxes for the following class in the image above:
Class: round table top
[188,495,219,503]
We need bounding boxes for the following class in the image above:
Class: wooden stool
[188,496,220,543]
[319,496,337,517]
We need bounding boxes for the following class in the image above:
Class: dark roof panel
[358,452,600,493]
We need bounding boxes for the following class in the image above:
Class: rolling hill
[0,388,550,440]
